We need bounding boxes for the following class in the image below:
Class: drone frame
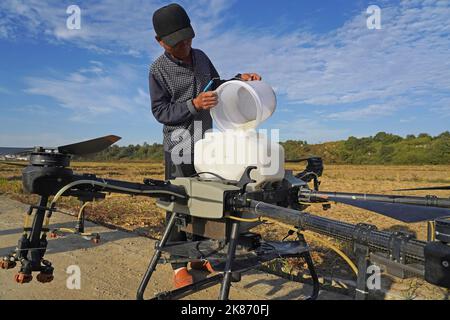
[1,137,449,300]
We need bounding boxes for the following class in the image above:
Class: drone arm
[51,175,187,207]
[90,177,187,199]
[245,200,425,261]
[240,200,450,289]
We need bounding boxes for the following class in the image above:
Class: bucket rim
[211,80,263,132]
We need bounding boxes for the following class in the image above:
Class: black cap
[152,3,195,47]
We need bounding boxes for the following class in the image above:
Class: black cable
[190,171,229,182]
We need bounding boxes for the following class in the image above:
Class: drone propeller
[324,196,450,223]
[0,161,28,167]
[0,147,33,156]
[57,135,121,156]
[0,135,121,157]
[301,190,450,223]
[394,186,450,191]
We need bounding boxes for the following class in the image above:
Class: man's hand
[240,73,262,81]
[193,91,218,110]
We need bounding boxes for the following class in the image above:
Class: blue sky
[0,0,449,147]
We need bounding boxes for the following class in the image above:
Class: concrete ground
[0,195,349,300]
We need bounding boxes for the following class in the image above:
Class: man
[149,3,261,289]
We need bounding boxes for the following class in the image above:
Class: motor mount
[29,149,71,167]
[22,151,74,196]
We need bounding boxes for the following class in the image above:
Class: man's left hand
[240,73,262,81]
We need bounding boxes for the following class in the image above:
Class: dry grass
[1,161,449,299]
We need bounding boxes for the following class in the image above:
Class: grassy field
[1,161,449,299]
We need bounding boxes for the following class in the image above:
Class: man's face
[158,38,192,60]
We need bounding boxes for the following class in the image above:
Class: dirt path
[0,195,348,300]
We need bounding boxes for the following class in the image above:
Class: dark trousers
[164,151,196,270]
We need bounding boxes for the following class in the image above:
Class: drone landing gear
[1,196,55,284]
[1,197,99,284]
[136,213,320,300]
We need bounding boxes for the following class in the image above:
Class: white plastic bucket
[211,80,277,131]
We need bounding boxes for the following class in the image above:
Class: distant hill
[78,131,450,165]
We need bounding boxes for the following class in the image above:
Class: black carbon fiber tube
[70,174,187,200]
[247,200,426,261]
[300,190,450,208]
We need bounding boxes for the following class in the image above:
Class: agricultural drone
[0,135,449,300]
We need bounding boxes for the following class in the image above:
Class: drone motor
[22,151,74,196]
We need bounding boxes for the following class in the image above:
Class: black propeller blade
[325,196,450,223]
[58,135,121,155]
[395,186,450,191]
[300,190,450,223]
[0,135,121,158]
[0,147,33,156]
[0,161,28,167]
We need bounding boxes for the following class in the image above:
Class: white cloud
[3,0,450,140]
[275,118,349,143]
[0,87,12,94]
[326,104,397,121]
[0,132,75,147]
[399,116,417,123]
[0,25,8,38]
[13,104,54,115]
[200,1,450,109]
[0,0,234,57]
[24,62,149,121]
[431,97,450,117]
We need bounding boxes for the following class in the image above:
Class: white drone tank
[194,80,285,190]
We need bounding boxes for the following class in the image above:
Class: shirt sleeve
[149,72,197,126]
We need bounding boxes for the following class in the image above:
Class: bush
[74,132,450,165]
